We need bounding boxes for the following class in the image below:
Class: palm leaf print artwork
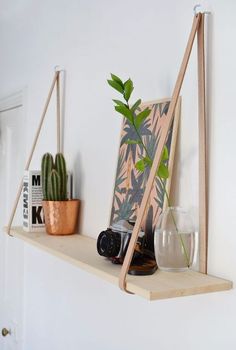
[110,98,180,240]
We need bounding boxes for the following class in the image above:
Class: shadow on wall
[60,69,66,153]
[206,13,213,189]
[73,152,84,233]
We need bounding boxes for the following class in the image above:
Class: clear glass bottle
[154,207,196,272]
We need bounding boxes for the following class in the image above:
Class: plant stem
[134,123,150,156]
[128,102,151,157]
[159,178,190,267]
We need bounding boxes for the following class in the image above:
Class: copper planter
[42,200,80,235]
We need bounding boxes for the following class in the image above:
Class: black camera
[97,220,144,264]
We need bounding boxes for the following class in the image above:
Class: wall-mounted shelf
[6,227,232,301]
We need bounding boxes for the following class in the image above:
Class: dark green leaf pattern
[113,194,136,222]
[115,151,126,191]
[110,99,178,237]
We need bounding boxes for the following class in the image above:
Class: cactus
[48,169,62,201]
[41,152,68,201]
[41,153,54,200]
[55,153,67,200]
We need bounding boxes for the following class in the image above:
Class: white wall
[0,0,235,349]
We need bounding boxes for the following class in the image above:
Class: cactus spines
[41,152,68,201]
[55,153,67,200]
[48,169,62,201]
[41,153,53,200]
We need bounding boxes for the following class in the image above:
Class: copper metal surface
[43,200,80,235]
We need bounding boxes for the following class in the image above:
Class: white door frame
[0,89,25,114]
[0,88,26,350]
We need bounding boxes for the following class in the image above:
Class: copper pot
[42,199,80,235]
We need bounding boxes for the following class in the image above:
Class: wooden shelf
[7,227,232,301]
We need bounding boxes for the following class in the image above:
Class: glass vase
[154,207,196,272]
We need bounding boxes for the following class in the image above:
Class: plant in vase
[108,73,194,270]
[41,153,80,235]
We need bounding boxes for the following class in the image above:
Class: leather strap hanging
[56,72,61,153]
[6,69,62,236]
[119,13,207,292]
[197,14,207,274]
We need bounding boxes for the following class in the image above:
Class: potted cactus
[41,153,80,235]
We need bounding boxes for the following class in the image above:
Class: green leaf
[131,99,142,113]
[111,73,124,88]
[157,163,169,179]
[135,159,145,172]
[112,99,127,107]
[161,145,169,161]
[115,105,133,122]
[124,79,134,101]
[134,108,151,129]
[143,156,152,167]
[107,80,124,94]
[125,139,141,145]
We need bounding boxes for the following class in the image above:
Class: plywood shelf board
[7,227,233,301]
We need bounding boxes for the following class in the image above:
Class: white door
[0,99,26,350]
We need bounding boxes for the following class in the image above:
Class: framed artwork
[110,97,180,249]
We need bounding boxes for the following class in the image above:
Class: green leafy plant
[107,73,169,182]
[108,73,190,266]
[41,153,67,201]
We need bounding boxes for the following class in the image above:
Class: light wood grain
[6,227,232,301]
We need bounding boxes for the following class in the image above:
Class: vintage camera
[97,220,144,263]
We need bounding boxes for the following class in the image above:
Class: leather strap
[56,73,61,153]
[6,71,61,235]
[119,13,204,292]
[197,14,208,273]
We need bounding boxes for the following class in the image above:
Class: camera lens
[97,229,121,257]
